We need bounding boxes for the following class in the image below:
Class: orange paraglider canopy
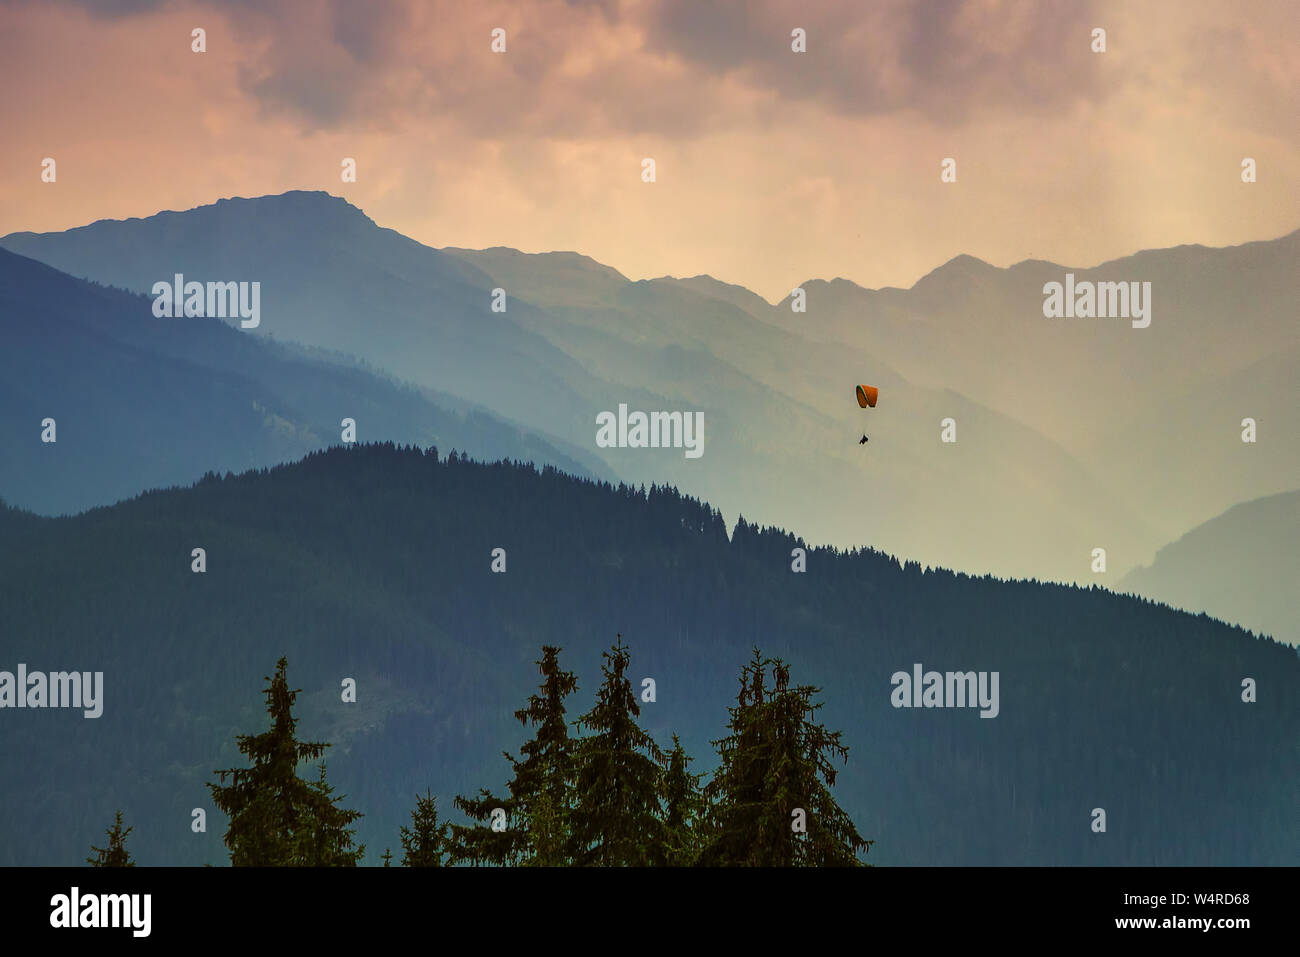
[856,384,879,408]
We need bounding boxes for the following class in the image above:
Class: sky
[0,0,1296,302]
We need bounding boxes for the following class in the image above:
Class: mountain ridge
[0,247,613,515]
[1120,489,1300,646]
[0,443,1293,867]
[10,189,1293,303]
[3,191,1291,595]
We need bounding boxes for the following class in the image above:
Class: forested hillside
[0,444,1294,866]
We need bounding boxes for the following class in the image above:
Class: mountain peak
[923,252,998,279]
[1,190,376,248]
[213,189,354,209]
[647,274,779,316]
[202,190,375,226]
[908,252,1002,298]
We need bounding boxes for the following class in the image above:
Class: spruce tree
[697,649,767,865]
[448,645,578,865]
[87,810,135,867]
[293,762,366,866]
[399,789,447,866]
[381,848,393,867]
[569,635,668,866]
[523,782,567,867]
[700,649,872,866]
[208,657,365,866]
[661,734,705,866]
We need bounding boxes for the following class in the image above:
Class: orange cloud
[0,0,1295,301]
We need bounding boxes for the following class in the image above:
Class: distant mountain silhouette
[0,248,609,514]
[3,194,1294,594]
[758,230,1300,538]
[437,243,1162,586]
[2,191,613,456]
[1121,490,1300,646]
[0,444,1293,866]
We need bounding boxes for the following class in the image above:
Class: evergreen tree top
[703,649,872,867]
[570,635,669,866]
[87,809,135,867]
[449,645,579,866]
[207,657,364,866]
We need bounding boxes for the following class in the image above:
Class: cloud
[31,0,167,17]
[48,0,1285,149]
[0,0,1294,302]
[643,0,1111,124]
[205,0,748,138]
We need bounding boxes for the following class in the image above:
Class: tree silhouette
[569,635,668,866]
[208,657,364,865]
[449,645,578,865]
[700,649,871,866]
[399,790,447,866]
[87,809,135,867]
[661,734,705,866]
[294,762,365,866]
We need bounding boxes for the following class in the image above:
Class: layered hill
[1121,490,1300,647]
[0,192,1193,586]
[750,232,1300,536]
[0,248,607,514]
[0,445,1293,867]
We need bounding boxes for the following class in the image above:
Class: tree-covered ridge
[2,443,1295,867]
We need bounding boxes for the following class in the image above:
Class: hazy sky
[1,0,1296,301]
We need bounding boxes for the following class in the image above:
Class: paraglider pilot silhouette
[856,384,878,445]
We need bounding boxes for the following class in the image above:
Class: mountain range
[1120,490,1299,647]
[1,193,1294,640]
[0,246,608,515]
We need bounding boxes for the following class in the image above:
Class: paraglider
[855,384,878,445]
